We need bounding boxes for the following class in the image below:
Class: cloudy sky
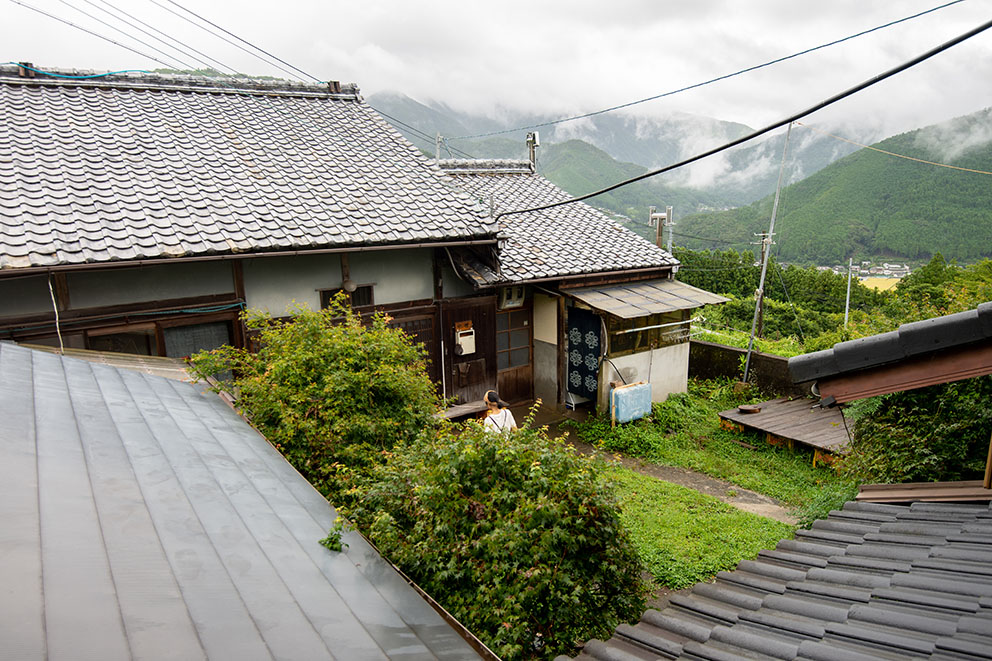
[3,0,992,138]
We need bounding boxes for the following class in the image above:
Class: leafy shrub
[347,421,648,661]
[794,479,859,529]
[840,376,992,484]
[188,300,439,505]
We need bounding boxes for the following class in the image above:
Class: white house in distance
[0,64,724,413]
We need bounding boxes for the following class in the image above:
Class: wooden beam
[817,341,992,404]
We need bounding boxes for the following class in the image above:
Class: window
[320,285,374,310]
[496,308,531,371]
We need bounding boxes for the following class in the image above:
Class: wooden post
[984,429,992,489]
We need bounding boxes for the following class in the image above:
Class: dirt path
[555,431,799,526]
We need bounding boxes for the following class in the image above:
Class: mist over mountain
[678,107,992,265]
[368,91,874,211]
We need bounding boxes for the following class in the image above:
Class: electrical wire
[86,0,239,75]
[372,107,477,159]
[494,18,992,222]
[774,261,806,343]
[55,0,199,71]
[8,0,184,69]
[162,0,321,82]
[672,231,747,245]
[145,0,310,82]
[450,0,966,141]
[795,120,992,176]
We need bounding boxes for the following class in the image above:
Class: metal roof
[0,66,493,270]
[566,279,728,319]
[438,159,678,283]
[789,302,992,384]
[565,500,992,660]
[0,342,481,660]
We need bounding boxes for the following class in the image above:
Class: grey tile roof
[789,302,992,384]
[439,159,677,283]
[0,342,481,660]
[0,66,493,270]
[566,500,992,660]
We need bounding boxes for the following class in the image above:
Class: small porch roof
[563,278,728,319]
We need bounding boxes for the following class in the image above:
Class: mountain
[367,92,868,210]
[678,108,992,264]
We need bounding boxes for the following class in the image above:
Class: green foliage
[793,480,859,529]
[188,300,440,505]
[318,519,349,552]
[605,466,795,589]
[346,422,648,661]
[566,379,847,507]
[840,377,992,484]
[679,109,992,264]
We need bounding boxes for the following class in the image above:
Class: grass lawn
[605,464,795,589]
[567,378,857,523]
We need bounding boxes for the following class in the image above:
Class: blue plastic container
[611,382,652,424]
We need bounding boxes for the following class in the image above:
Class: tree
[348,421,648,660]
[188,299,439,505]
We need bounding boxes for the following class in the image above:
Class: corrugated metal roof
[789,302,992,384]
[0,66,493,270]
[438,159,678,283]
[0,342,481,660]
[563,500,992,661]
[566,279,729,319]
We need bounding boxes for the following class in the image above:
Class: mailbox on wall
[454,320,476,355]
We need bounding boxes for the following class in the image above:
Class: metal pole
[744,123,793,383]
[844,257,853,328]
[650,206,661,248]
[666,205,674,253]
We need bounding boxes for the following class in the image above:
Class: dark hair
[485,389,508,408]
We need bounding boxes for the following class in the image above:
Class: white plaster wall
[242,249,434,316]
[597,342,690,411]
[533,293,557,345]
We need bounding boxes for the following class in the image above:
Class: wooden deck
[719,397,849,460]
[857,480,992,503]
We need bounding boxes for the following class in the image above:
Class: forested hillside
[679,109,992,264]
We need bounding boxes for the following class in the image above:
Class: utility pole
[744,122,793,383]
[665,205,675,253]
[435,133,442,161]
[649,206,673,251]
[753,233,774,339]
[844,257,853,328]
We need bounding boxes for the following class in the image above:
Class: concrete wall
[688,339,813,398]
[597,342,690,410]
[243,249,434,315]
[66,262,234,309]
[0,274,53,318]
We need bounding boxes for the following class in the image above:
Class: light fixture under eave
[342,278,358,293]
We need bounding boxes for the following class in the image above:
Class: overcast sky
[3,0,992,138]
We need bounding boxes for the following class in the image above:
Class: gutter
[0,239,499,278]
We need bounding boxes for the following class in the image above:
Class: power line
[451,0,965,141]
[160,0,322,82]
[672,231,747,245]
[145,0,309,82]
[87,0,239,75]
[55,0,197,70]
[795,120,992,176]
[494,18,992,222]
[372,107,477,159]
[8,0,183,69]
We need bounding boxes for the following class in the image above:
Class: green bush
[188,300,440,505]
[840,376,992,484]
[347,421,648,661]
